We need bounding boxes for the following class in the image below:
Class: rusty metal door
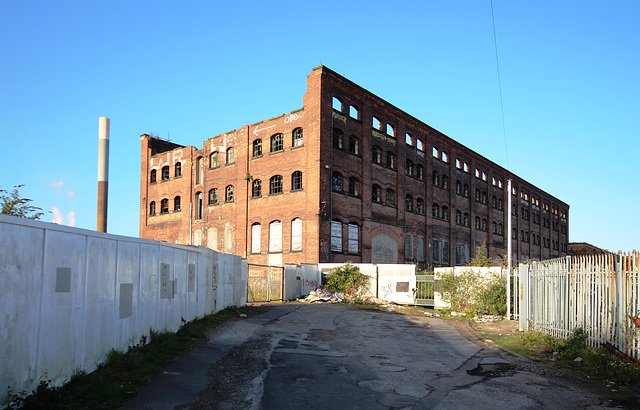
[247,264,284,302]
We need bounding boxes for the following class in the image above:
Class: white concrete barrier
[0,214,246,404]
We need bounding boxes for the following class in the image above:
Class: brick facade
[140,66,570,267]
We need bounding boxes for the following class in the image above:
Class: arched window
[332,128,343,149]
[209,152,219,168]
[291,218,303,251]
[498,198,503,210]
[160,198,169,214]
[432,203,440,218]
[373,146,382,164]
[432,171,440,186]
[416,198,424,214]
[405,133,413,146]
[386,123,395,137]
[330,220,342,252]
[149,201,156,216]
[386,152,395,169]
[150,169,157,183]
[372,116,381,130]
[162,166,170,181]
[416,165,424,180]
[332,172,343,192]
[372,185,382,202]
[432,147,439,158]
[442,206,449,221]
[441,175,449,190]
[208,188,218,205]
[253,139,262,157]
[348,177,360,196]
[226,147,235,164]
[475,189,481,202]
[332,96,342,111]
[349,136,360,155]
[251,223,261,253]
[463,213,469,226]
[347,223,359,253]
[456,210,462,224]
[416,139,424,152]
[269,220,282,252]
[464,184,469,198]
[195,192,203,219]
[175,162,182,177]
[270,175,283,194]
[406,194,413,211]
[292,128,303,147]
[252,180,261,197]
[270,133,283,152]
[291,171,302,191]
[385,188,395,206]
[492,222,497,234]
[349,105,359,120]
[456,180,462,195]
[482,218,487,231]
[225,185,234,202]
[406,160,414,176]
[442,152,449,163]
[475,216,481,229]
[174,196,181,211]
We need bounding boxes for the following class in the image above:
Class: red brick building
[140,66,569,268]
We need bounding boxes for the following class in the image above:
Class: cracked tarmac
[124,303,639,409]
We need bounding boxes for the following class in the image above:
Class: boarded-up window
[251,223,261,253]
[269,221,282,252]
[331,220,342,252]
[348,223,358,254]
[405,234,413,260]
[416,236,424,261]
[291,218,302,251]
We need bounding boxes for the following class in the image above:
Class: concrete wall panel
[0,215,246,405]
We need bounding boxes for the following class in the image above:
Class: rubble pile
[300,289,344,303]
[472,314,504,323]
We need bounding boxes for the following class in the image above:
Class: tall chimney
[97,117,110,232]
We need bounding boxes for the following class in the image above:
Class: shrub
[324,262,370,297]
[438,269,506,315]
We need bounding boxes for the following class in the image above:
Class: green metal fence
[414,274,434,306]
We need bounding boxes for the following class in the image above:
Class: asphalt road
[123,303,635,409]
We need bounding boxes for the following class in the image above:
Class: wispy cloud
[52,180,64,193]
[67,211,76,227]
[51,206,76,227]
[51,206,64,224]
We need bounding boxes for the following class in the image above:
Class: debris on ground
[471,314,504,323]
[299,289,344,303]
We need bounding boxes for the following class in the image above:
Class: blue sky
[1,1,638,253]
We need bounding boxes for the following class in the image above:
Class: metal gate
[414,274,434,306]
[247,264,284,302]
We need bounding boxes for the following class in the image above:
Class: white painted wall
[0,215,246,404]
[283,264,322,300]
[317,263,416,304]
[433,266,503,309]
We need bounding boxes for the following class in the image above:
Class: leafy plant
[324,262,370,297]
[1,185,43,219]
[438,269,506,315]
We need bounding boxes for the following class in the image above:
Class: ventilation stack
[97,117,110,232]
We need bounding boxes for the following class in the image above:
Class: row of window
[253,128,303,157]
[149,196,181,216]
[333,96,427,157]
[251,219,303,253]
[150,163,182,183]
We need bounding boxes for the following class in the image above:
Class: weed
[324,262,370,297]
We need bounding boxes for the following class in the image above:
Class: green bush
[324,262,370,297]
[438,269,506,315]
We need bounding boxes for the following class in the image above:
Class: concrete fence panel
[0,215,246,404]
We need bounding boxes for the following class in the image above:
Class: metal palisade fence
[519,252,640,360]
